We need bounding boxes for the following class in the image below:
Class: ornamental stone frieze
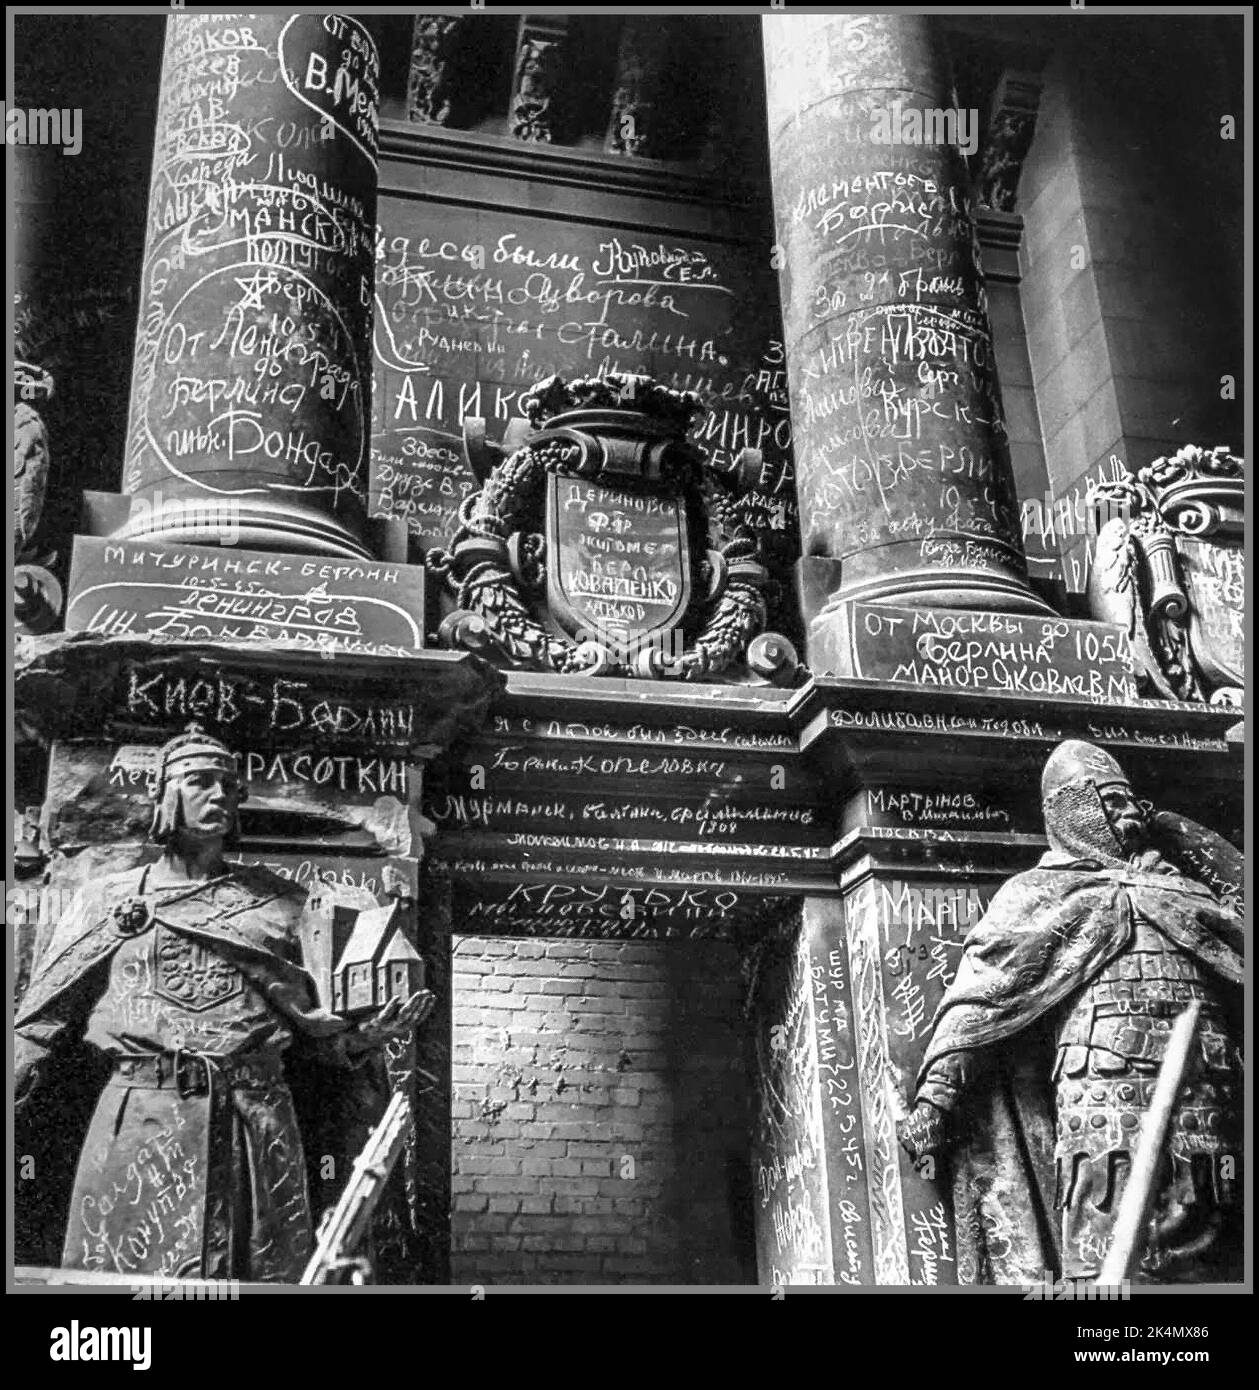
[509,17,569,143]
[406,16,473,127]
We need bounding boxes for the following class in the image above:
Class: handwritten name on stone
[67,537,426,657]
[842,603,1136,701]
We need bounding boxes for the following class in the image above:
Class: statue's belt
[107,1050,287,1096]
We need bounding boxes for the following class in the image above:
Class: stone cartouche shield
[546,473,691,662]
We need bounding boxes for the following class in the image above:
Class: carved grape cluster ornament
[429,373,801,684]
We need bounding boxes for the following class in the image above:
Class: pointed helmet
[148,722,241,843]
[1040,739,1134,865]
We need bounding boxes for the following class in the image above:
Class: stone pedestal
[761,13,1051,668]
[120,13,381,558]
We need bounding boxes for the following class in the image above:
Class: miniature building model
[300,891,426,1019]
[333,903,427,1018]
[299,890,363,1017]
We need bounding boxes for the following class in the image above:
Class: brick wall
[450,936,756,1285]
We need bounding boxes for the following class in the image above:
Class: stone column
[120,12,380,558]
[761,14,1050,668]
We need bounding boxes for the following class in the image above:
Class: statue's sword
[1096,1001,1202,1288]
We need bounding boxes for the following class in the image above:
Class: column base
[112,494,371,561]
[803,594,1137,701]
[800,555,1055,628]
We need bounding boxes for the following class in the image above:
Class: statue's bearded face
[1099,783,1146,851]
[175,767,242,841]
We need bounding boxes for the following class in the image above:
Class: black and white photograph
[6,0,1248,1347]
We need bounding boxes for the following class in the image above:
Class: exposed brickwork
[450,936,755,1284]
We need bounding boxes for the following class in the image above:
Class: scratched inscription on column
[787,157,1017,563]
[844,878,908,1284]
[877,878,994,1285]
[752,929,833,1285]
[66,538,426,658]
[764,11,1026,583]
[125,14,379,519]
[806,910,874,1285]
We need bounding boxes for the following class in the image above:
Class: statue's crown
[152,722,238,787]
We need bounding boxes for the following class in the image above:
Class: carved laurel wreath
[429,373,798,683]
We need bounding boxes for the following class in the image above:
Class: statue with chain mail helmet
[898,740,1243,1284]
[14,724,433,1282]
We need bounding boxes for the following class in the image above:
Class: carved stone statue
[14,360,53,558]
[14,724,433,1281]
[1089,445,1244,705]
[13,359,64,634]
[511,34,563,142]
[605,20,672,158]
[406,16,465,126]
[899,740,1243,1285]
[976,71,1042,214]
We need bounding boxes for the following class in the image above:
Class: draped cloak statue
[899,741,1244,1285]
[14,725,428,1282]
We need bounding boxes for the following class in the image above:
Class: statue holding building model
[14,723,433,1282]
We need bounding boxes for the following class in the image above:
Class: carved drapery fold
[14,358,61,633]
